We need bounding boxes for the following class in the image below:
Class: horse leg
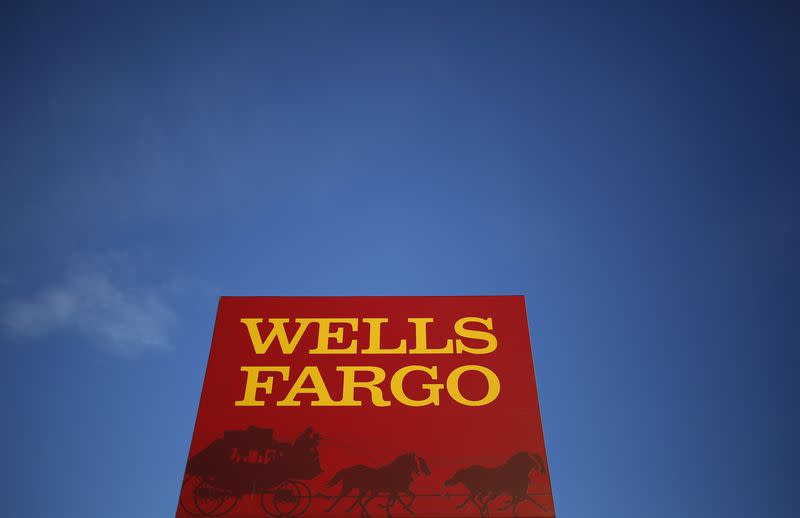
[468,494,485,515]
[464,493,486,516]
[327,485,350,512]
[498,495,515,511]
[405,491,417,513]
[361,490,382,517]
[511,496,522,517]
[497,496,524,517]
[345,489,366,512]
[455,494,472,509]
[353,489,378,518]
[397,491,415,514]
[362,491,378,506]
[383,494,395,517]
[525,495,548,512]
[480,492,499,517]
[357,491,373,518]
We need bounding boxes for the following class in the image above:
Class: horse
[444,452,546,517]
[327,452,431,516]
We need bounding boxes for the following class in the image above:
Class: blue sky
[1,3,798,517]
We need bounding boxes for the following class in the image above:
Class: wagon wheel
[179,476,207,516]
[195,478,238,516]
[261,481,310,517]
[292,481,313,516]
[179,475,238,516]
[207,489,239,517]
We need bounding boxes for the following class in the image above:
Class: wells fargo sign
[177,296,555,517]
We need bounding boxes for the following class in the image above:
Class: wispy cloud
[1,261,175,357]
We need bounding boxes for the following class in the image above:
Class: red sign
[177,296,554,517]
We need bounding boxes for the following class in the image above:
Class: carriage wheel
[261,481,310,517]
[195,479,238,516]
[181,477,237,516]
[208,490,239,516]
[292,481,313,516]
[179,476,207,516]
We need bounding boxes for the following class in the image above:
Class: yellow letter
[454,317,498,354]
[305,318,359,354]
[337,366,391,407]
[407,318,453,354]
[361,318,407,354]
[235,366,290,406]
[277,366,337,406]
[240,318,312,354]
[446,365,500,406]
[391,365,442,407]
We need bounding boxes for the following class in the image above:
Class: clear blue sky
[1,3,797,517]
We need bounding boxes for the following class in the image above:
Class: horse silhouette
[327,452,431,517]
[444,452,546,516]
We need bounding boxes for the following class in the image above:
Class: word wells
[234,316,502,408]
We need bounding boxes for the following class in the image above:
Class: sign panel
[177,296,554,517]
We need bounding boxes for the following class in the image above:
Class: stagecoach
[179,427,321,517]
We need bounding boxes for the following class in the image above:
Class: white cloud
[2,267,175,357]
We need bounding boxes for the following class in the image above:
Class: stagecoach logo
[177,296,555,517]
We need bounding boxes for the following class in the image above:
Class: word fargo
[177,296,555,518]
